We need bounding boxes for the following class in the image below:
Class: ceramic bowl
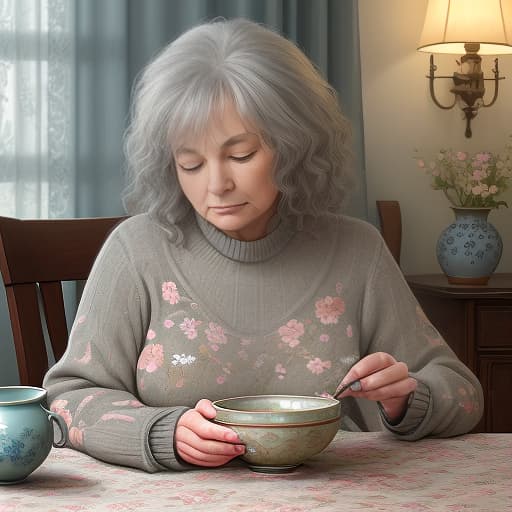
[212,394,341,473]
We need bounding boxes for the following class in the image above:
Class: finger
[341,352,397,384]
[177,443,238,467]
[351,376,417,402]
[358,361,409,393]
[177,425,245,457]
[179,409,240,443]
[195,398,216,419]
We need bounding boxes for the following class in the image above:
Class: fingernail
[236,445,245,454]
[350,380,362,391]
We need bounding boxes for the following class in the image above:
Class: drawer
[476,302,512,348]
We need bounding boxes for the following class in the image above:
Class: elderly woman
[44,18,483,472]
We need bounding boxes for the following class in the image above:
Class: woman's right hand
[175,399,246,467]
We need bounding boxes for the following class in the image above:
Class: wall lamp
[418,0,512,138]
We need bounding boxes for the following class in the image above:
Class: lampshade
[418,0,512,55]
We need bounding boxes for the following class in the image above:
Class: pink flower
[278,319,304,347]
[137,344,164,373]
[69,427,84,447]
[146,329,156,340]
[456,151,467,161]
[319,334,330,343]
[216,376,226,385]
[180,317,202,340]
[416,159,425,168]
[162,281,180,304]
[315,296,345,324]
[472,169,486,181]
[205,322,227,344]
[112,400,144,408]
[77,315,86,324]
[75,342,91,364]
[100,413,136,422]
[163,319,174,328]
[275,363,287,380]
[489,185,499,194]
[307,357,332,375]
[475,152,491,162]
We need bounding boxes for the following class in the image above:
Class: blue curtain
[0,0,364,385]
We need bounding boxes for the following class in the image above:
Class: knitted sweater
[43,212,483,472]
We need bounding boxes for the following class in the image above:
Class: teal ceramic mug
[0,386,68,484]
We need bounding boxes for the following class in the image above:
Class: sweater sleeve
[359,234,483,440]
[43,230,190,472]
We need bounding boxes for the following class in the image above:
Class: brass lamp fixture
[418,0,512,138]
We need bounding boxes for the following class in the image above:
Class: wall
[359,0,512,275]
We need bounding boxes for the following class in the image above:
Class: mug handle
[41,406,69,448]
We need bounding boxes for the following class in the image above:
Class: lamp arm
[427,54,457,109]
[482,58,502,108]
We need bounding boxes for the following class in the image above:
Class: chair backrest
[0,216,126,386]
[376,200,402,266]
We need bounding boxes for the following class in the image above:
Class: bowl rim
[0,386,47,406]
[211,394,339,414]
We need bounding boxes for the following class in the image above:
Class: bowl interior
[214,395,337,413]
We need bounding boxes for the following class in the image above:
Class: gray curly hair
[122,17,355,234]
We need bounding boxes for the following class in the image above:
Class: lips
[210,203,247,212]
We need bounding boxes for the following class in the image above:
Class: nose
[207,160,234,195]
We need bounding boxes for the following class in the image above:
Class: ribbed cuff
[380,380,431,436]
[148,408,194,471]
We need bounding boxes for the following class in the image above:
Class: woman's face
[174,102,279,241]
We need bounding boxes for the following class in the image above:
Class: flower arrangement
[415,138,512,209]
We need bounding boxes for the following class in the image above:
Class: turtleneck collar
[194,212,296,263]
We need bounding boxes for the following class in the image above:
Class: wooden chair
[376,200,402,266]
[0,216,126,387]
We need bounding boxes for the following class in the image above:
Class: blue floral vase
[436,207,503,285]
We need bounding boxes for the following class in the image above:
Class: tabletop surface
[1,431,511,511]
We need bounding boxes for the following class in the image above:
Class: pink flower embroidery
[162,281,180,304]
[69,427,84,447]
[278,319,304,347]
[319,334,330,343]
[75,342,92,364]
[275,363,287,380]
[315,296,345,324]
[146,329,156,340]
[112,400,144,408]
[100,413,136,423]
[205,322,227,345]
[75,395,95,417]
[180,317,202,340]
[164,319,174,329]
[137,344,164,373]
[307,357,332,375]
[216,376,226,384]
[346,325,353,338]
[51,400,73,428]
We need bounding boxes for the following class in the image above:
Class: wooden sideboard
[406,273,512,433]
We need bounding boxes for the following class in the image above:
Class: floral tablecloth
[1,431,511,511]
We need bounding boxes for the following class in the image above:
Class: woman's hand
[335,352,417,422]
[175,399,245,467]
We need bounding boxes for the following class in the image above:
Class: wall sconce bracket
[427,50,505,138]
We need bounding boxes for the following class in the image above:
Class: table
[1,432,511,511]
[406,273,512,433]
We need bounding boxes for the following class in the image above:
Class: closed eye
[230,151,256,162]
[178,162,203,172]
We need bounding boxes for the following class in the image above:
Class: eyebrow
[175,132,257,156]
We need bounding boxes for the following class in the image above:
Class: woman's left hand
[335,352,417,422]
